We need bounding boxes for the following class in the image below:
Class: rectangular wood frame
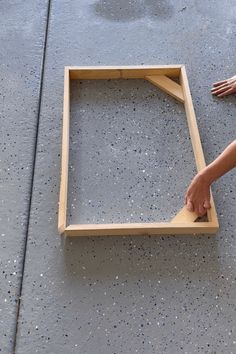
[58,65,219,236]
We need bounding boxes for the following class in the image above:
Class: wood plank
[58,67,70,234]
[64,222,218,236]
[121,68,181,79]
[171,206,198,223]
[207,192,219,227]
[68,65,182,79]
[70,69,121,80]
[180,66,206,171]
[145,75,184,103]
[180,66,219,228]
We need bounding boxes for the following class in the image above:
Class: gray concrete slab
[15,0,236,353]
[0,1,49,352]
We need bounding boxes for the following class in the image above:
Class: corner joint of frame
[64,66,71,77]
[58,224,66,235]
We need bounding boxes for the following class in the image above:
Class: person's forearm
[199,140,236,185]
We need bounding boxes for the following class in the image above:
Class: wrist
[197,167,215,186]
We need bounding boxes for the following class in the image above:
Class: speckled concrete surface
[69,79,195,224]
[12,0,236,353]
[0,1,48,352]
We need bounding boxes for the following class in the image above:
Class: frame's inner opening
[68,79,197,224]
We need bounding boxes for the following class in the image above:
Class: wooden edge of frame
[67,65,183,80]
[64,222,218,236]
[208,192,219,226]
[58,67,70,233]
[58,65,219,236]
[145,75,185,103]
[180,66,219,227]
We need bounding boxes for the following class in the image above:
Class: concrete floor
[1,0,236,353]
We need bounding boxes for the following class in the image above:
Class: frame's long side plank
[180,66,219,227]
[68,65,182,80]
[180,66,206,171]
[64,222,218,236]
[58,67,70,233]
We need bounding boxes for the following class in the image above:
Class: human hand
[211,75,236,97]
[185,173,211,216]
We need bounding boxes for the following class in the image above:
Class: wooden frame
[58,65,219,236]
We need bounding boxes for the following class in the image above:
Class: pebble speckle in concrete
[1,0,236,353]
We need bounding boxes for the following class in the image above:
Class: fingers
[211,76,236,97]
[203,199,211,209]
[186,200,194,212]
[211,81,229,91]
[218,87,234,97]
[213,79,228,87]
[211,83,231,96]
[186,200,206,216]
[185,197,211,216]
[198,204,206,217]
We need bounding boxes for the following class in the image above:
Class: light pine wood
[206,192,218,225]
[121,68,180,79]
[64,222,218,236]
[180,67,206,171]
[171,206,198,223]
[70,69,121,80]
[145,75,184,103]
[58,67,70,234]
[58,65,219,236]
[68,65,182,80]
[180,66,219,229]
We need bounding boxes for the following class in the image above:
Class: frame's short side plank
[68,65,182,80]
